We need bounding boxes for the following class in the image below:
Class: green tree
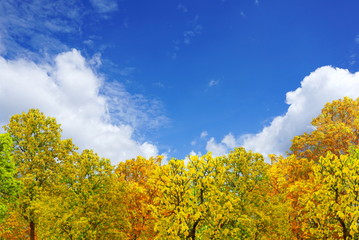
[0,133,20,221]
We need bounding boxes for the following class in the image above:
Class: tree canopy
[2,97,359,239]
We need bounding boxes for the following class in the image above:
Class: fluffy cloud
[206,66,359,159]
[0,49,159,164]
[206,133,236,157]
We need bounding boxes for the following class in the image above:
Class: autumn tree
[298,149,359,239]
[37,150,129,239]
[280,97,359,238]
[3,109,76,240]
[290,97,359,161]
[115,156,162,239]
[151,148,288,240]
[269,154,315,239]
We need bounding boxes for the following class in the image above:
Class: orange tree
[290,97,359,161]
[115,156,163,240]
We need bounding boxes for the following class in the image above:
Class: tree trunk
[30,221,35,240]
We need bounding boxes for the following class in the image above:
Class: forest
[1,97,359,240]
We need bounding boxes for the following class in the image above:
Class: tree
[269,154,315,239]
[3,109,76,240]
[37,150,129,239]
[299,149,359,239]
[151,148,286,239]
[115,156,162,239]
[290,97,359,161]
[0,133,20,221]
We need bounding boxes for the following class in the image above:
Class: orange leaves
[3,97,359,239]
[0,208,29,240]
[115,156,162,239]
[290,97,359,160]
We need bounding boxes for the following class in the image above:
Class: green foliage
[0,133,20,221]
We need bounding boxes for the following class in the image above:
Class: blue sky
[1,0,359,163]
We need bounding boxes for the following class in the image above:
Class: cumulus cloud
[0,49,159,164]
[206,133,236,157]
[206,66,359,159]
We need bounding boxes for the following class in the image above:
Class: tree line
[1,97,359,239]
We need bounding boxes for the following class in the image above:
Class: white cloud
[177,4,188,13]
[356,35,359,44]
[200,131,208,138]
[206,133,237,157]
[222,134,236,149]
[242,66,359,157]
[0,0,119,58]
[206,66,359,160]
[184,31,196,45]
[103,82,169,131]
[183,17,202,45]
[209,79,219,87]
[90,0,118,14]
[0,0,83,57]
[0,49,160,164]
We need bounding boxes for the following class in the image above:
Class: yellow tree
[151,148,287,240]
[299,149,359,240]
[115,156,162,240]
[291,97,359,161]
[3,109,76,240]
[37,150,129,239]
[222,148,292,239]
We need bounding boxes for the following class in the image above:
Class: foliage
[37,150,129,239]
[151,148,289,240]
[299,149,359,239]
[1,97,359,239]
[291,97,359,160]
[3,109,76,240]
[116,156,163,239]
[269,154,316,239]
[0,133,20,221]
